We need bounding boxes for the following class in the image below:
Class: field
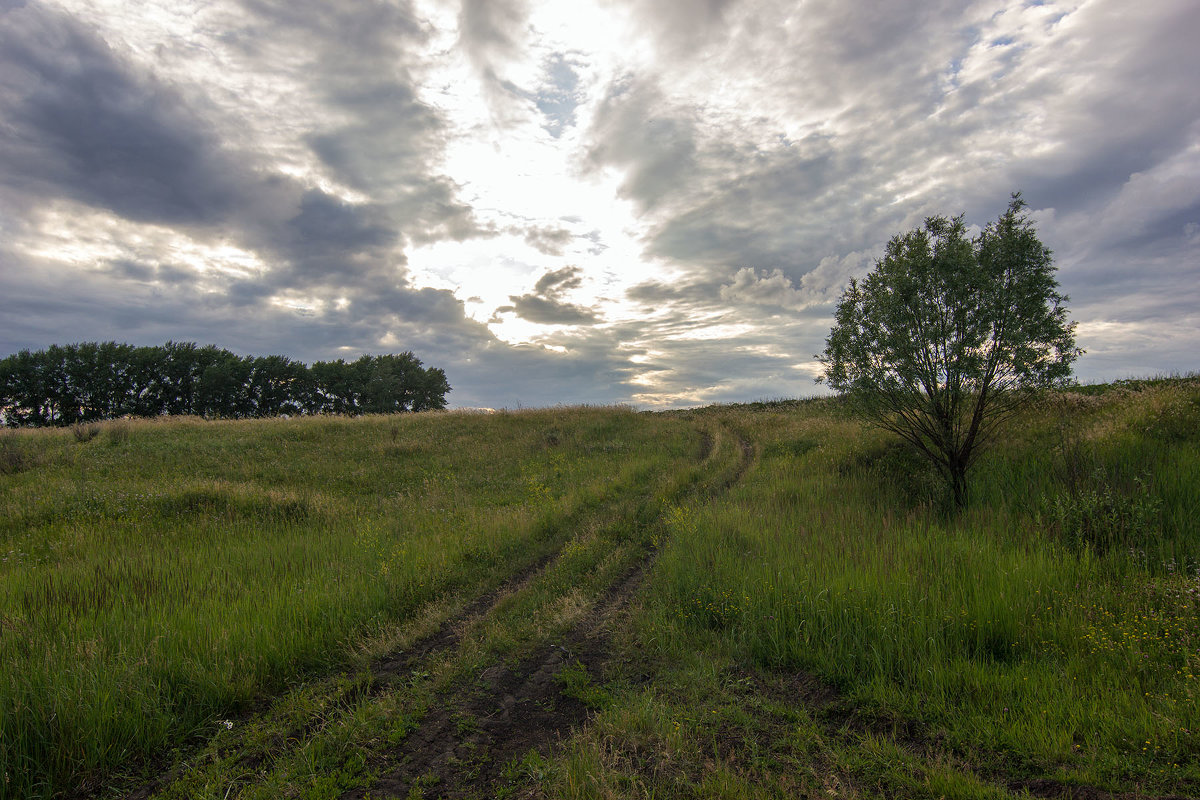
[1,378,1198,799]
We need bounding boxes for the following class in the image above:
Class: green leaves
[819,194,1081,506]
[0,343,452,426]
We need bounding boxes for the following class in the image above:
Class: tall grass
[643,378,1200,790]
[5,380,1198,797]
[0,409,697,799]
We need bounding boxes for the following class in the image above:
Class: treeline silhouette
[0,342,450,427]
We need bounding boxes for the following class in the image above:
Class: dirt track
[340,426,750,799]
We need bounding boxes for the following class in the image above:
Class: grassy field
[1,378,1197,799]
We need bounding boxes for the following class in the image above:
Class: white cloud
[1,0,1198,408]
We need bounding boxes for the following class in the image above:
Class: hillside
[1,378,1198,799]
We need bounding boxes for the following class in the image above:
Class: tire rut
[371,549,560,684]
[345,425,755,799]
[121,550,564,800]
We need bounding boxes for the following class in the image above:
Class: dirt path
[341,425,754,799]
[119,423,748,800]
[346,564,648,799]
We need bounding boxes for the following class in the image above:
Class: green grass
[3,378,1199,798]
[588,377,1200,796]
[0,408,698,799]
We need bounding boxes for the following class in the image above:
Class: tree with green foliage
[0,342,451,426]
[819,194,1081,507]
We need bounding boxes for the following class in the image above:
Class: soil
[338,429,750,799]
[346,565,648,799]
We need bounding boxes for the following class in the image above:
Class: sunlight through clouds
[1,0,1197,407]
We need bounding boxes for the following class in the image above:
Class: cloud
[1,0,1197,410]
[577,0,1200,395]
[585,77,699,214]
[458,0,528,68]
[495,266,601,325]
[518,225,575,256]
[0,0,522,409]
[0,5,270,226]
[720,250,872,311]
[610,0,737,53]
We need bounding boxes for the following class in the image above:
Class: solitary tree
[819,194,1081,507]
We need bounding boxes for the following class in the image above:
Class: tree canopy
[0,342,450,427]
[819,194,1081,506]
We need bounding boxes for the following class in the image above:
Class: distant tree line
[0,341,450,427]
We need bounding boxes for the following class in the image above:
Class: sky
[1,0,1197,409]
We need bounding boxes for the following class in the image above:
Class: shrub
[0,433,29,475]
[71,423,101,443]
[1050,469,1162,553]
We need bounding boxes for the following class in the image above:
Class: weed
[1049,469,1163,553]
[557,662,611,710]
[0,433,29,475]
[104,419,132,445]
[71,423,101,443]
[498,748,556,794]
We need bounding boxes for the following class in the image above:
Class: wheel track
[123,432,695,799]
[342,423,755,799]
[123,422,749,800]
[121,548,563,800]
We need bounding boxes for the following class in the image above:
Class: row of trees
[0,342,451,427]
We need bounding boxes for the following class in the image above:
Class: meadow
[0,377,1197,798]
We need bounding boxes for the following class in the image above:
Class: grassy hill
[1,378,1197,799]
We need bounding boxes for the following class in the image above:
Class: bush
[0,433,29,475]
[1049,469,1162,553]
[71,423,101,443]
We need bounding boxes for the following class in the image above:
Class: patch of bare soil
[343,554,650,799]
[344,428,751,799]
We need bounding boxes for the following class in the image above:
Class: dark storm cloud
[0,0,528,409]
[259,191,398,289]
[495,266,600,326]
[0,5,263,226]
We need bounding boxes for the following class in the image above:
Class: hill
[1,379,1198,799]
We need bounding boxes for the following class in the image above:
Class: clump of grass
[557,662,611,710]
[71,423,101,443]
[1048,469,1162,553]
[0,433,29,475]
[104,419,132,445]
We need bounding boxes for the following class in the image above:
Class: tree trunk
[949,459,968,509]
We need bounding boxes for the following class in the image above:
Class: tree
[818,194,1081,507]
[1,342,451,426]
